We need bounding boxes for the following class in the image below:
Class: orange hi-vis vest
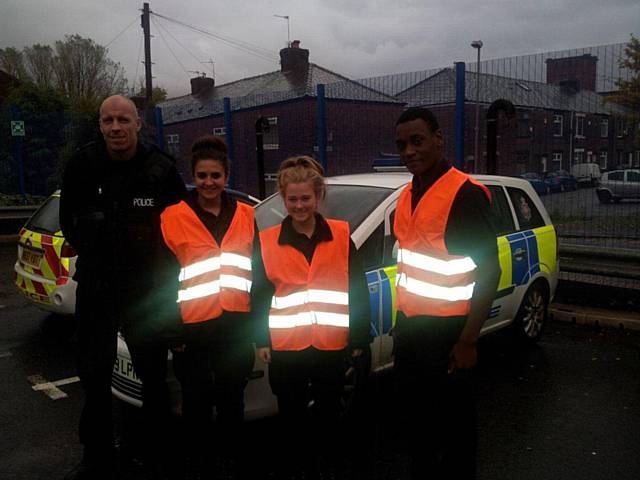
[394,167,491,318]
[160,200,254,324]
[260,219,350,351]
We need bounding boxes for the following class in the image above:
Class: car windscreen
[24,195,60,234]
[255,184,394,232]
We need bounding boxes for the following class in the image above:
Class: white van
[571,163,601,186]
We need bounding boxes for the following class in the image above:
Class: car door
[359,201,397,372]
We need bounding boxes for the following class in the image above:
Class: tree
[0,47,27,80]
[133,78,168,107]
[52,34,128,109]
[23,44,55,88]
[607,34,640,144]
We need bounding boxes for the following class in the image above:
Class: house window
[165,134,180,157]
[636,151,640,168]
[575,114,585,138]
[517,114,531,138]
[263,117,279,150]
[599,151,608,170]
[314,131,334,152]
[552,152,562,170]
[212,126,226,138]
[616,117,626,138]
[553,114,563,137]
[628,152,634,167]
[600,118,609,138]
[573,148,584,165]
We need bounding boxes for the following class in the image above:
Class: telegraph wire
[151,17,192,79]
[105,16,139,48]
[152,11,278,64]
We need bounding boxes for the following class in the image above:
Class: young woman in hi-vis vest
[258,156,371,478]
[159,135,270,478]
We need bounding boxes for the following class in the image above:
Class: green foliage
[606,34,640,144]
[133,78,168,107]
[5,82,69,112]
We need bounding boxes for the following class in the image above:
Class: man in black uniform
[60,95,186,479]
[392,107,501,479]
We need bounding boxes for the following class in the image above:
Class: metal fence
[1,42,638,287]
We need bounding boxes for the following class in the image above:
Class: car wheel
[512,280,549,343]
[597,190,612,204]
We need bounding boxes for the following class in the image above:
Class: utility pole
[141,2,153,107]
[471,40,483,172]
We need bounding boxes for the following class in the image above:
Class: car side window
[507,187,545,230]
[608,171,624,181]
[487,185,516,236]
[359,221,384,270]
[627,171,640,183]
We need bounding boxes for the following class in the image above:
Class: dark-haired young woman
[257,155,371,479]
[159,135,270,478]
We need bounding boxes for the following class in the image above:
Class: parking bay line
[28,374,80,400]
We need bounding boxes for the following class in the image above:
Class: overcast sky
[1,0,638,97]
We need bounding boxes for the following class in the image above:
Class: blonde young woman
[159,135,270,477]
[257,156,370,478]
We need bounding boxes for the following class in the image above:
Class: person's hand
[351,348,363,358]
[256,347,271,364]
[448,340,477,373]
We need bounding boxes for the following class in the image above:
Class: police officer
[392,107,500,479]
[60,95,186,479]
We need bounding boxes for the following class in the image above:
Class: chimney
[546,54,598,92]
[190,75,215,95]
[280,40,309,75]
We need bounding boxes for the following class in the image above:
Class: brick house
[396,55,637,176]
[159,41,404,197]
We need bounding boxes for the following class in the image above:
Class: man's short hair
[396,107,440,133]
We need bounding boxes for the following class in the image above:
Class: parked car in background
[571,162,602,187]
[519,172,549,196]
[113,172,559,419]
[596,169,640,203]
[543,170,578,192]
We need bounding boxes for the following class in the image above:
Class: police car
[112,171,559,418]
[14,191,78,315]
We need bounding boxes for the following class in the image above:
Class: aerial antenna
[202,58,215,79]
[273,14,290,47]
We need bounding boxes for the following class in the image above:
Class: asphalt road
[1,241,639,480]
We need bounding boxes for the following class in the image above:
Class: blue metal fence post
[223,97,235,188]
[316,84,327,173]
[454,62,466,171]
[11,106,26,198]
[154,106,165,151]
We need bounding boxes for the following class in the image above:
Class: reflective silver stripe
[220,252,252,271]
[179,257,220,281]
[177,280,220,302]
[269,311,350,329]
[271,289,349,310]
[179,253,252,282]
[397,248,477,276]
[220,274,252,292]
[396,273,475,301]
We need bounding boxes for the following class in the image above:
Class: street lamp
[471,40,483,173]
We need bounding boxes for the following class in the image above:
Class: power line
[105,16,139,48]
[152,11,279,64]
[153,17,206,69]
[151,17,192,79]
[134,33,143,88]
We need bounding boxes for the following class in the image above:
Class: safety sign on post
[11,120,25,136]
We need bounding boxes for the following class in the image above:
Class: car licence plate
[21,248,43,268]
[113,356,141,384]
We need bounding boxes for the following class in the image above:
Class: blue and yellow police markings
[366,266,397,338]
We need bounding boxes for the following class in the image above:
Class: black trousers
[269,347,346,473]
[74,278,172,465]
[171,321,255,462]
[393,314,477,480]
